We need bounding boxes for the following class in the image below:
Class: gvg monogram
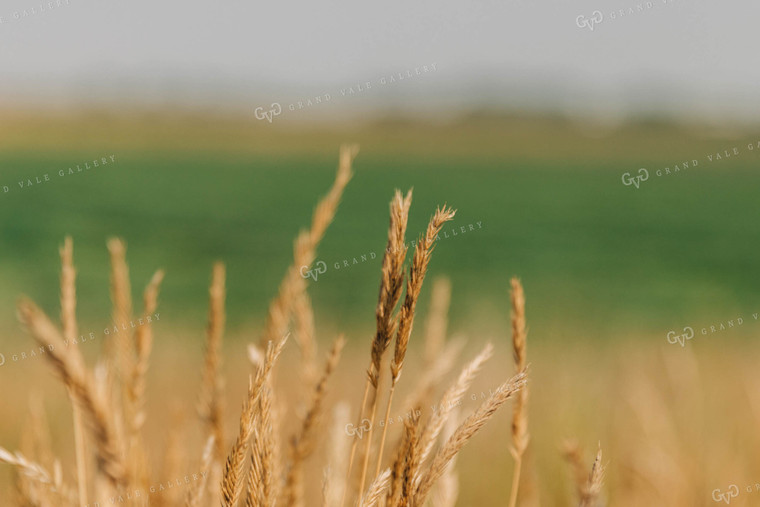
[576,10,603,31]
[300,261,327,282]
[254,103,282,123]
[712,485,739,504]
[621,168,649,189]
[667,327,694,347]
[345,419,371,439]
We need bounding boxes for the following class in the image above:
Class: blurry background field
[2,111,760,340]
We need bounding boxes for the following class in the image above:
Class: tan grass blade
[259,144,357,349]
[414,371,528,505]
[0,447,59,499]
[221,337,287,507]
[198,262,227,464]
[391,205,456,385]
[386,419,412,507]
[18,397,57,507]
[128,269,164,487]
[508,277,530,507]
[293,285,318,387]
[186,435,216,507]
[398,411,422,507]
[415,343,494,480]
[578,444,605,507]
[59,237,89,507]
[283,336,345,507]
[247,384,275,507]
[17,299,128,489]
[106,238,134,400]
[358,468,392,507]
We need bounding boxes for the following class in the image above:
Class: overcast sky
[1,0,758,121]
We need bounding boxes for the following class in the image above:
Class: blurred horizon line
[3,68,760,128]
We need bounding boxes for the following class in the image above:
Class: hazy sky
[1,0,758,120]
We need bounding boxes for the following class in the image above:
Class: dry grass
[0,145,614,506]
[509,277,530,507]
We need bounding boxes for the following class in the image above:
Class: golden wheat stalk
[374,207,456,480]
[247,384,274,507]
[398,411,422,507]
[293,280,318,388]
[0,447,59,496]
[106,238,134,400]
[246,444,261,507]
[24,395,56,472]
[577,444,605,507]
[404,276,456,426]
[414,371,527,505]
[508,277,529,507]
[260,144,357,350]
[199,262,227,464]
[128,270,164,480]
[430,405,460,507]
[15,402,64,507]
[358,468,392,507]
[249,148,357,506]
[221,337,287,507]
[386,415,412,507]
[349,190,412,504]
[415,343,494,479]
[59,237,78,345]
[59,236,89,507]
[368,189,413,390]
[391,206,456,385]
[283,336,345,507]
[17,299,128,490]
[186,435,216,507]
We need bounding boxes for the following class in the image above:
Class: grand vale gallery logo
[621,139,760,189]
[621,168,649,189]
[712,485,739,504]
[576,11,603,31]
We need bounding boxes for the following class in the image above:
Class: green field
[2,112,760,346]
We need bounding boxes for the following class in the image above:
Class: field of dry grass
[2,144,760,507]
